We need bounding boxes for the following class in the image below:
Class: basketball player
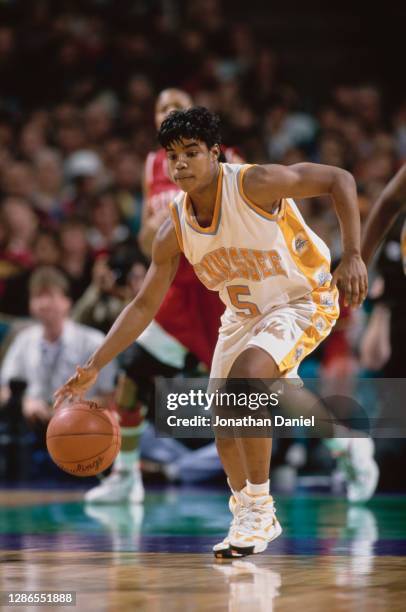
[360,164,406,377]
[56,107,368,557]
[85,90,232,503]
[361,164,406,268]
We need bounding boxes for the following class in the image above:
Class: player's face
[166,139,219,193]
[155,91,192,129]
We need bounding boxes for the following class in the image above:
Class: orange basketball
[46,400,121,477]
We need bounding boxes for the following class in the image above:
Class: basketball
[46,400,121,477]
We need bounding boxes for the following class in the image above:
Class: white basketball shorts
[210,288,340,380]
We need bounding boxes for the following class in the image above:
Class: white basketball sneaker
[213,494,243,558]
[84,464,145,504]
[229,490,282,556]
[338,438,379,503]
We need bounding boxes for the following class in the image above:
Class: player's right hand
[54,365,99,409]
[331,253,368,308]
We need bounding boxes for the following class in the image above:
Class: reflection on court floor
[0,488,405,610]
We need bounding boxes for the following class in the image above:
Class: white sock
[114,425,143,472]
[114,449,140,472]
[246,479,270,496]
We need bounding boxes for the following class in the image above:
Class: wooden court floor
[1,488,405,611]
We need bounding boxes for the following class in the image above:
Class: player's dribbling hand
[331,253,368,308]
[54,365,99,409]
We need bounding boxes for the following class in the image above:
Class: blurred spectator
[32,150,65,220]
[87,188,130,253]
[265,95,317,162]
[0,196,38,269]
[0,266,117,424]
[19,122,48,161]
[63,150,104,219]
[0,229,61,317]
[59,218,93,302]
[2,162,36,200]
[72,252,147,334]
[356,86,382,132]
[112,151,143,235]
[55,118,86,156]
[317,134,348,168]
[33,229,61,268]
[84,100,114,148]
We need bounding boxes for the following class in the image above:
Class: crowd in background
[0,0,405,485]
[0,3,404,307]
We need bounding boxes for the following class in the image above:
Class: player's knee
[229,362,258,379]
[228,348,280,379]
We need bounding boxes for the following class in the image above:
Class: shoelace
[228,508,241,533]
[235,501,276,535]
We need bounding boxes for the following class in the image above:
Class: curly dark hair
[158,106,222,150]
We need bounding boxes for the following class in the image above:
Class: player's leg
[209,333,250,492]
[210,335,251,557]
[214,438,247,492]
[214,347,282,557]
[322,354,380,502]
[214,291,338,557]
[226,347,277,484]
[212,407,251,557]
[228,347,282,555]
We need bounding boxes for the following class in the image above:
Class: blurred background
[0,0,405,492]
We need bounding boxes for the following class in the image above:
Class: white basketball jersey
[169,163,334,319]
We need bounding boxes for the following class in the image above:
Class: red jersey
[144,148,225,367]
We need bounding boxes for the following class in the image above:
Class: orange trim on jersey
[184,165,223,235]
[278,201,331,291]
[169,201,184,252]
[278,287,339,374]
[238,165,285,221]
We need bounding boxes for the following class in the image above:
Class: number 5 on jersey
[227,285,261,318]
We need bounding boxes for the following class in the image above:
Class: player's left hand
[331,253,368,308]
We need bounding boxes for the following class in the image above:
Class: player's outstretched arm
[361,164,406,266]
[243,163,368,307]
[54,218,181,404]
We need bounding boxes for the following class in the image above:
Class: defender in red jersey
[139,89,241,366]
[83,89,237,504]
